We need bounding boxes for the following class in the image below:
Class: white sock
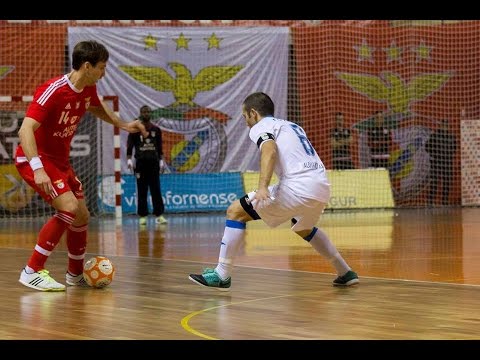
[25,265,36,274]
[215,219,246,280]
[307,227,350,276]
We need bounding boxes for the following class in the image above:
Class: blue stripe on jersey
[256,133,275,148]
[303,227,318,242]
[225,219,246,229]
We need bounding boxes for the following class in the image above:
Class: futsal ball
[83,256,115,288]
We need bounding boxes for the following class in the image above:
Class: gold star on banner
[204,33,222,50]
[143,34,158,51]
[412,41,432,62]
[354,39,374,63]
[173,33,191,50]
[384,41,402,63]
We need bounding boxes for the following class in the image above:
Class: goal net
[1,20,479,220]
[0,95,116,219]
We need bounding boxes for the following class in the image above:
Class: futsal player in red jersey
[15,40,148,291]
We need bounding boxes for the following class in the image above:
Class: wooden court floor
[0,207,479,340]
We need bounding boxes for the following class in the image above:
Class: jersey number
[290,124,315,156]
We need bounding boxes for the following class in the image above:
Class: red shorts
[15,158,84,204]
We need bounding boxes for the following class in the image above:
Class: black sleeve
[126,133,134,157]
[256,133,275,148]
[155,126,163,159]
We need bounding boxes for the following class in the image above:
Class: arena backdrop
[67,26,289,175]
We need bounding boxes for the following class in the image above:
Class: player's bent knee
[226,200,245,219]
[64,204,80,216]
[53,192,80,215]
[295,227,317,241]
[75,208,90,224]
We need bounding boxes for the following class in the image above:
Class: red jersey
[15,74,101,168]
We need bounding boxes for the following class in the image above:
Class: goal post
[100,96,122,220]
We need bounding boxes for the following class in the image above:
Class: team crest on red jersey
[54,179,65,189]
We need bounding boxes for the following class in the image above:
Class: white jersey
[249,116,330,202]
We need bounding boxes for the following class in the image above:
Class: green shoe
[189,268,231,291]
[139,217,147,225]
[333,270,359,287]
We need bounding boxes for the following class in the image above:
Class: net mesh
[0,20,478,219]
[0,96,117,218]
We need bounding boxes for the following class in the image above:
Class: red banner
[0,23,66,109]
[292,21,480,205]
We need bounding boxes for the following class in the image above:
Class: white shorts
[247,183,329,231]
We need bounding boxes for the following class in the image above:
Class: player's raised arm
[88,100,148,137]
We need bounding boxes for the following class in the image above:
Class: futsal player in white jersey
[189,92,359,290]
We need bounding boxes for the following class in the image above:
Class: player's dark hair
[243,92,274,117]
[71,40,109,70]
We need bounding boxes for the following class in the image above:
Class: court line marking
[2,248,478,288]
[170,258,480,288]
[180,289,327,340]
[180,267,480,339]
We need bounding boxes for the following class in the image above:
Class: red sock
[27,211,75,272]
[66,224,88,275]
